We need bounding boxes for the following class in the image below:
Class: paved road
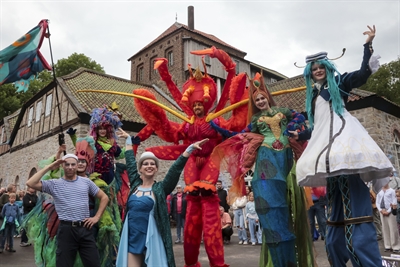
[1,232,398,267]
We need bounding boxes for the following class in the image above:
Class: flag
[0,19,52,92]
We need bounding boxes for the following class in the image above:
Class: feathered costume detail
[132,46,248,267]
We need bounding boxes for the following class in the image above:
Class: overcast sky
[1,1,399,80]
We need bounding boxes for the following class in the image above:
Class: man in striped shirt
[26,153,109,267]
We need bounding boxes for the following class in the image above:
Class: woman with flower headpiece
[89,107,125,185]
[210,73,315,267]
[289,25,393,267]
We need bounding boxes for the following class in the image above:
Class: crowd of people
[0,25,397,267]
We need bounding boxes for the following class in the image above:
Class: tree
[0,53,105,121]
[360,57,400,105]
[55,53,105,77]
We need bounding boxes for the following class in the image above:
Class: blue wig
[304,59,344,128]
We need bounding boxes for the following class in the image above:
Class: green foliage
[55,53,105,77]
[360,57,400,105]
[0,53,105,121]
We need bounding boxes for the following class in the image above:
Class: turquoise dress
[118,186,168,266]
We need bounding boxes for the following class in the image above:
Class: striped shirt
[42,176,99,221]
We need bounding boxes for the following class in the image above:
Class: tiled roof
[268,75,380,112]
[128,22,246,60]
[60,68,185,124]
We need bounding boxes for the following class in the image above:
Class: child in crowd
[0,192,21,253]
[246,192,262,245]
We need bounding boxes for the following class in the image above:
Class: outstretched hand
[363,25,376,44]
[116,128,129,139]
[288,130,299,140]
[192,138,209,150]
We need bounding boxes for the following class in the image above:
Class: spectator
[396,190,400,236]
[376,182,400,253]
[220,206,233,245]
[216,180,229,212]
[0,192,21,253]
[245,192,261,245]
[26,153,109,267]
[308,187,327,241]
[171,184,187,244]
[370,186,383,240]
[0,187,6,197]
[20,186,38,247]
[232,194,248,245]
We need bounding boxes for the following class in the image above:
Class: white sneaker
[243,241,248,245]
[252,242,256,246]
[238,240,243,245]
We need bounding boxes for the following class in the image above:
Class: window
[167,50,173,66]
[150,57,158,79]
[27,106,34,127]
[204,49,211,65]
[271,78,277,84]
[393,130,400,172]
[35,101,42,122]
[137,64,144,82]
[1,127,4,143]
[45,93,52,116]
[234,60,239,75]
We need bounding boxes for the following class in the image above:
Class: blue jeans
[1,223,16,249]
[234,209,247,241]
[248,218,262,243]
[308,199,327,239]
[176,213,185,240]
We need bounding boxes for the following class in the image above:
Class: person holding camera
[376,182,400,252]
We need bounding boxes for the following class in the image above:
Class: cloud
[1,1,399,80]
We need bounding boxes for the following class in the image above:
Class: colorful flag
[0,19,52,92]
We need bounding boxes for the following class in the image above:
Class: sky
[1,0,399,80]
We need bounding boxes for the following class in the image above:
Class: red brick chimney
[188,6,194,30]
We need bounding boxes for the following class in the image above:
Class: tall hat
[89,106,122,139]
[75,137,97,173]
[181,59,217,114]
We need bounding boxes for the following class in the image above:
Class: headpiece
[62,154,78,161]
[89,106,122,139]
[294,48,346,68]
[138,151,159,168]
[181,59,217,114]
[75,137,97,173]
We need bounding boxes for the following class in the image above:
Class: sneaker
[6,248,16,252]
[243,241,248,245]
[252,242,256,246]
[20,242,31,247]
[16,234,21,238]
[394,250,400,253]
[175,239,181,244]
[238,240,243,245]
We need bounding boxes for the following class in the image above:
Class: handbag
[392,208,398,216]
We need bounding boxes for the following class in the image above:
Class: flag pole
[46,20,66,154]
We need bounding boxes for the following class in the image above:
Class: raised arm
[26,159,64,191]
[116,128,140,187]
[162,139,209,195]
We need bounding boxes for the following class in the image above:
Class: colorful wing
[211,133,263,200]
[218,73,249,132]
[133,88,183,144]
[146,144,188,160]
[154,58,193,116]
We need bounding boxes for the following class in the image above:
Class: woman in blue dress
[116,128,208,267]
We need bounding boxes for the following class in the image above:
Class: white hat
[138,152,159,168]
[62,153,79,161]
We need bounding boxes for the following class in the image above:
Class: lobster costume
[133,47,249,267]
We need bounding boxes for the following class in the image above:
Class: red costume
[133,47,248,267]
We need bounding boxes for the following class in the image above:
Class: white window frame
[393,130,400,171]
[28,106,34,127]
[167,50,173,66]
[45,93,53,116]
[35,101,42,122]
[1,127,4,144]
